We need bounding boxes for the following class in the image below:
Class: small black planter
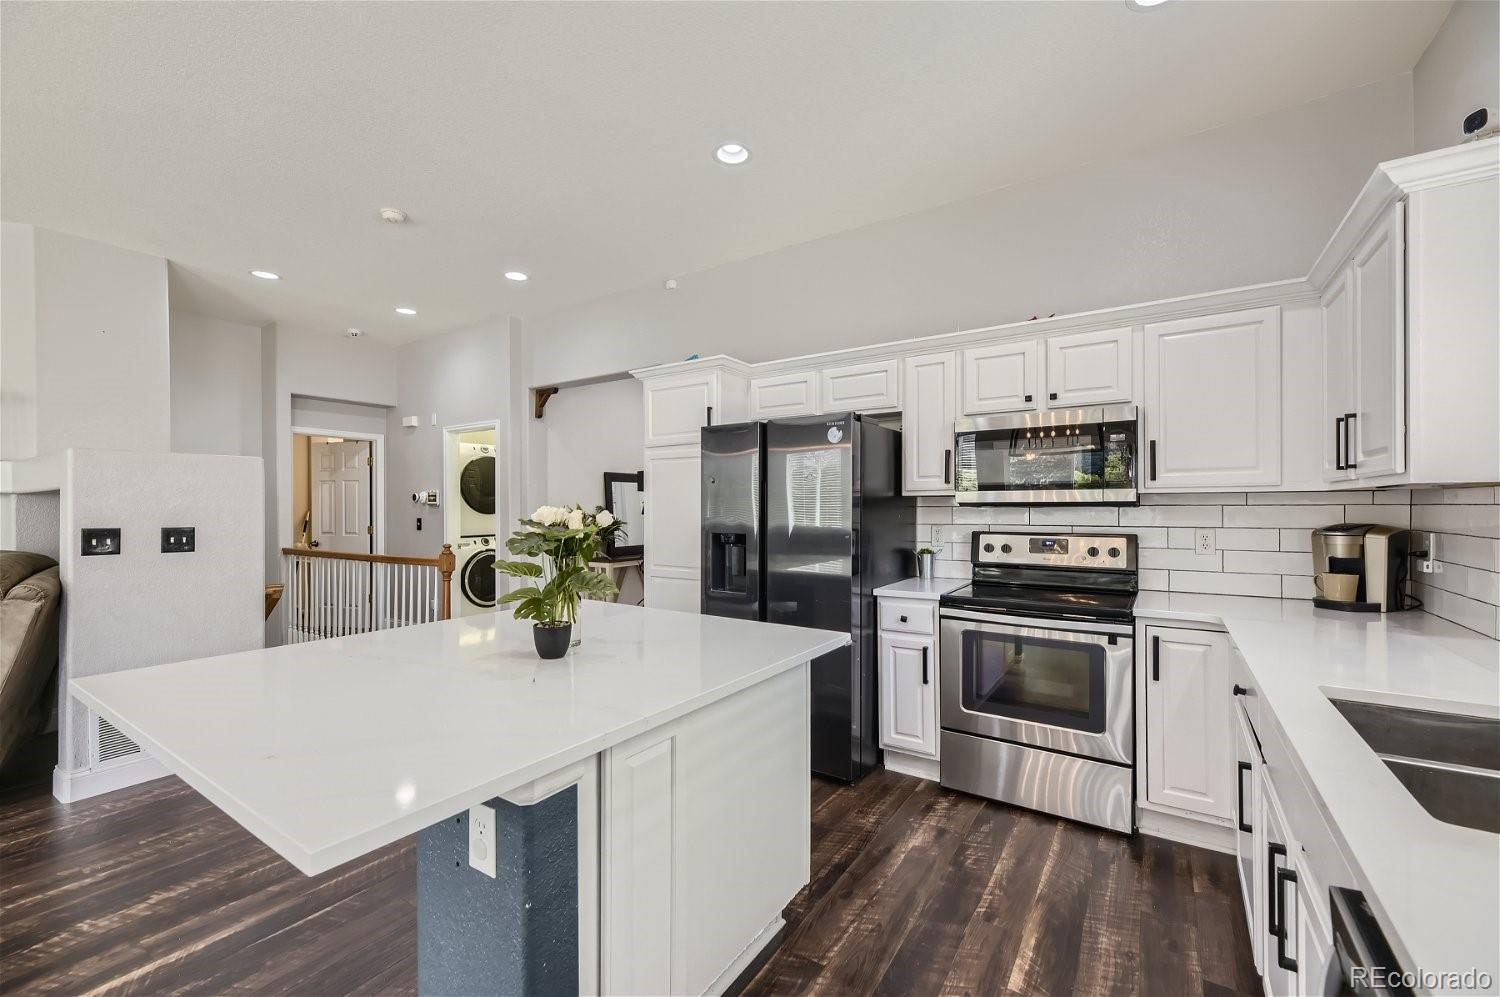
[532,623,572,659]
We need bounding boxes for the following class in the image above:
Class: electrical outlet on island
[468,803,497,878]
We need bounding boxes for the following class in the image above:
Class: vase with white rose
[494,504,624,659]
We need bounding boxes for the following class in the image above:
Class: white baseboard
[1136,803,1236,854]
[52,754,168,803]
[883,750,941,782]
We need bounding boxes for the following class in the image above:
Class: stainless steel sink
[1330,698,1500,835]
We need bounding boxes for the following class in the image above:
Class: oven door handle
[939,607,1134,639]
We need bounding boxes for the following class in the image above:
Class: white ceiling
[2,1,1447,343]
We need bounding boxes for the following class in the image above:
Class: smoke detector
[663,278,678,291]
[379,207,409,224]
[345,327,366,338]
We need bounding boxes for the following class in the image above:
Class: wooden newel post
[438,543,456,621]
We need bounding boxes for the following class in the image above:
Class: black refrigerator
[702,413,915,783]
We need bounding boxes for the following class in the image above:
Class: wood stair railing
[280,544,456,644]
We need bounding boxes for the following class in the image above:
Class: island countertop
[71,602,849,876]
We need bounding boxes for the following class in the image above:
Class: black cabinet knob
[899,614,908,623]
[1233,684,1249,696]
[1049,392,1058,400]
[1024,394,1033,403]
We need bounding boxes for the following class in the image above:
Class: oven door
[939,608,1133,765]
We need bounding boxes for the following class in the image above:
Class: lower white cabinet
[1261,778,1300,997]
[643,444,701,611]
[879,632,937,758]
[602,666,810,996]
[1144,626,1234,821]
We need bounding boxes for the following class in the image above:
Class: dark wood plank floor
[1,746,1258,995]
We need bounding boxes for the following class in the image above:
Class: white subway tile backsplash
[1352,504,1411,529]
[953,506,1030,526]
[1029,506,1119,527]
[1132,527,1170,548]
[1249,490,1371,505]
[1427,532,1500,572]
[1141,548,1223,571]
[1408,485,1499,637]
[1139,568,1169,591]
[1121,505,1223,527]
[1214,528,1280,551]
[1222,505,1343,528]
[1143,492,1246,505]
[1169,571,1282,598]
[1281,575,1316,599]
[1412,583,1500,639]
[1413,486,1500,505]
[1223,550,1313,575]
[915,504,955,526]
[1413,504,1500,539]
[1373,488,1412,505]
[1279,529,1313,552]
[1167,528,1195,549]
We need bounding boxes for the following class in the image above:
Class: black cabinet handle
[1024,394,1033,403]
[899,614,908,623]
[1345,412,1357,470]
[1334,416,1346,471]
[1267,842,1287,939]
[1151,634,1160,681]
[1275,867,1300,972]
[1236,761,1252,833]
[1149,440,1157,482]
[1048,392,1058,401]
[943,449,952,484]
[706,405,714,426]
[1232,684,1249,696]
[921,645,929,685]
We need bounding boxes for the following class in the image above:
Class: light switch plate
[161,527,196,553]
[81,528,121,556]
[468,803,496,877]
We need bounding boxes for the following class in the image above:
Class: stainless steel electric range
[938,531,1138,833]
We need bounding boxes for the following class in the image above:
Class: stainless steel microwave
[953,404,1139,505]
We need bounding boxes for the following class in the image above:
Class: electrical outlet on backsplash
[914,485,1499,639]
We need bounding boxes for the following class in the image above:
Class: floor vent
[93,715,141,765]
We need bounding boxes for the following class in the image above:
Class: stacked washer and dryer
[452,437,498,616]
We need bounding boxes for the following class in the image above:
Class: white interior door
[313,439,372,554]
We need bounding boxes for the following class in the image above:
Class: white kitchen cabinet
[1261,779,1300,997]
[820,358,900,414]
[1348,203,1406,479]
[1044,327,1133,407]
[960,340,1039,415]
[643,444,701,611]
[1234,701,1264,974]
[879,632,937,759]
[901,351,958,495]
[1295,859,1337,997]
[602,666,809,995]
[1318,269,1356,482]
[749,370,819,419]
[641,368,747,447]
[1142,307,1281,490]
[1144,626,1234,822]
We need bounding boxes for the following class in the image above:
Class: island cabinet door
[601,665,810,996]
[879,633,937,758]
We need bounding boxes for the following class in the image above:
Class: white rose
[565,508,585,530]
[595,510,615,528]
[531,505,559,526]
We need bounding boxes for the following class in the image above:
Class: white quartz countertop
[872,577,968,601]
[71,602,848,876]
[1135,593,1500,981]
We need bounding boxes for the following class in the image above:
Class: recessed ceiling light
[345,327,365,338]
[714,143,750,166]
[249,270,281,280]
[504,271,528,282]
[1126,0,1171,8]
[395,307,417,316]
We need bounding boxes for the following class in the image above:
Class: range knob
[982,542,995,554]
[1108,546,1121,559]
[1000,543,1013,554]
[1086,546,1100,558]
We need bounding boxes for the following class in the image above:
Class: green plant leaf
[493,560,542,578]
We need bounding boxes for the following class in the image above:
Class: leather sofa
[1,551,61,771]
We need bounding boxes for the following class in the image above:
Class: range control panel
[970,532,1135,571]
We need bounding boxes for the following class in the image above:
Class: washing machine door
[462,547,497,607]
[460,455,496,515]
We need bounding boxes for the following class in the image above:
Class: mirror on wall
[602,471,645,559]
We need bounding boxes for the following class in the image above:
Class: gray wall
[385,319,515,558]
[1413,1,1500,153]
[170,312,264,457]
[57,449,264,772]
[525,75,1415,386]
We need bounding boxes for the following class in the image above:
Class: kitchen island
[71,601,849,996]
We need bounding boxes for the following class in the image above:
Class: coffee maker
[1310,524,1415,612]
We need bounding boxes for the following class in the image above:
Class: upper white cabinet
[1142,307,1281,490]
[1321,204,1406,481]
[1144,625,1233,822]
[642,368,747,447]
[1045,327,1133,408]
[960,340,1039,415]
[901,352,958,495]
[820,359,900,414]
[749,370,819,420]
